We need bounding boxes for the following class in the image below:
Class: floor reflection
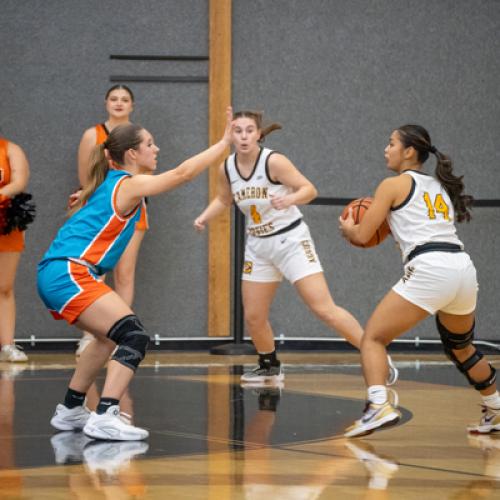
[0,365,26,498]
[459,434,500,499]
[3,354,499,498]
[345,440,399,496]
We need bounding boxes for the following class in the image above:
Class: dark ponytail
[397,125,473,223]
[69,123,144,216]
[233,110,282,143]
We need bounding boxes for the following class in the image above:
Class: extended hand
[221,106,234,147]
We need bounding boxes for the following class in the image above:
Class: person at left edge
[37,107,234,441]
[0,137,30,363]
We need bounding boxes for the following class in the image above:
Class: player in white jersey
[339,124,499,437]
[194,110,398,385]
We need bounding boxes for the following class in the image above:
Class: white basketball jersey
[225,148,302,236]
[387,170,463,261]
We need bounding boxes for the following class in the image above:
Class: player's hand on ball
[338,208,354,239]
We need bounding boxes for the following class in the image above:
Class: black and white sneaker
[240,364,284,384]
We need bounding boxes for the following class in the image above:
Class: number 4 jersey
[387,170,463,262]
[225,148,302,237]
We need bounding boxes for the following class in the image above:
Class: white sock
[368,385,388,405]
[482,391,500,410]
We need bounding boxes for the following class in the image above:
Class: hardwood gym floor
[1,352,499,499]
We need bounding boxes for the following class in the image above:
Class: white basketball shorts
[242,221,323,284]
[392,251,478,315]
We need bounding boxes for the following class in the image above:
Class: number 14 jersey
[387,170,463,262]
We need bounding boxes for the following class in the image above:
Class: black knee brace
[436,316,496,391]
[107,314,150,372]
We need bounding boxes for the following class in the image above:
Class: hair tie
[429,145,437,154]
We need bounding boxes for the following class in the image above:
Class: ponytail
[260,122,282,142]
[68,123,144,217]
[233,110,282,143]
[397,124,473,223]
[431,148,473,223]
[68,144,109,216]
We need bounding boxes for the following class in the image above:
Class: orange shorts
[136,201,149,231]
[0,229,24,252]
[37,259,112,324]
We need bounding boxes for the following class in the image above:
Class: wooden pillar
[208,0,231,336]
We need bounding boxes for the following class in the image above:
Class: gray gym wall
[0,0,498,345]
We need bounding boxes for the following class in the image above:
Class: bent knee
[362,327,391,347]
[244,311,268,330]
[245,314,265,329]
[107,315,150,372]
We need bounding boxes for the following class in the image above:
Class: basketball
[341,197,390,248]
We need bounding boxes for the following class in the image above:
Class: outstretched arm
[193,163,233,231]
[119,107,234,213]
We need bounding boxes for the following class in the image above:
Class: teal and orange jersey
[40,170,141,275]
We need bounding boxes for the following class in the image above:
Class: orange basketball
[341,197,390,248]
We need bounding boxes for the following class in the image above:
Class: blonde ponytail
[68,123,144,217]
[68,144,109,216]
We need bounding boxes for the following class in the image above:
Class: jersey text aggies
[225,148,302,237]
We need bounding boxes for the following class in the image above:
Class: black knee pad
[436,316,496,391]
[107,314,150,372]
[436,316,475,352]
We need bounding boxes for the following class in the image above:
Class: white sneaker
[83,405,149,441]
[468,405,500,434]
[50,431,92,464]
[345,392,401,438]
[0,344,28,362]
[51,404,90,431]
[386,355,399,386]
[76,333,94,357]
[83,440,149,475]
